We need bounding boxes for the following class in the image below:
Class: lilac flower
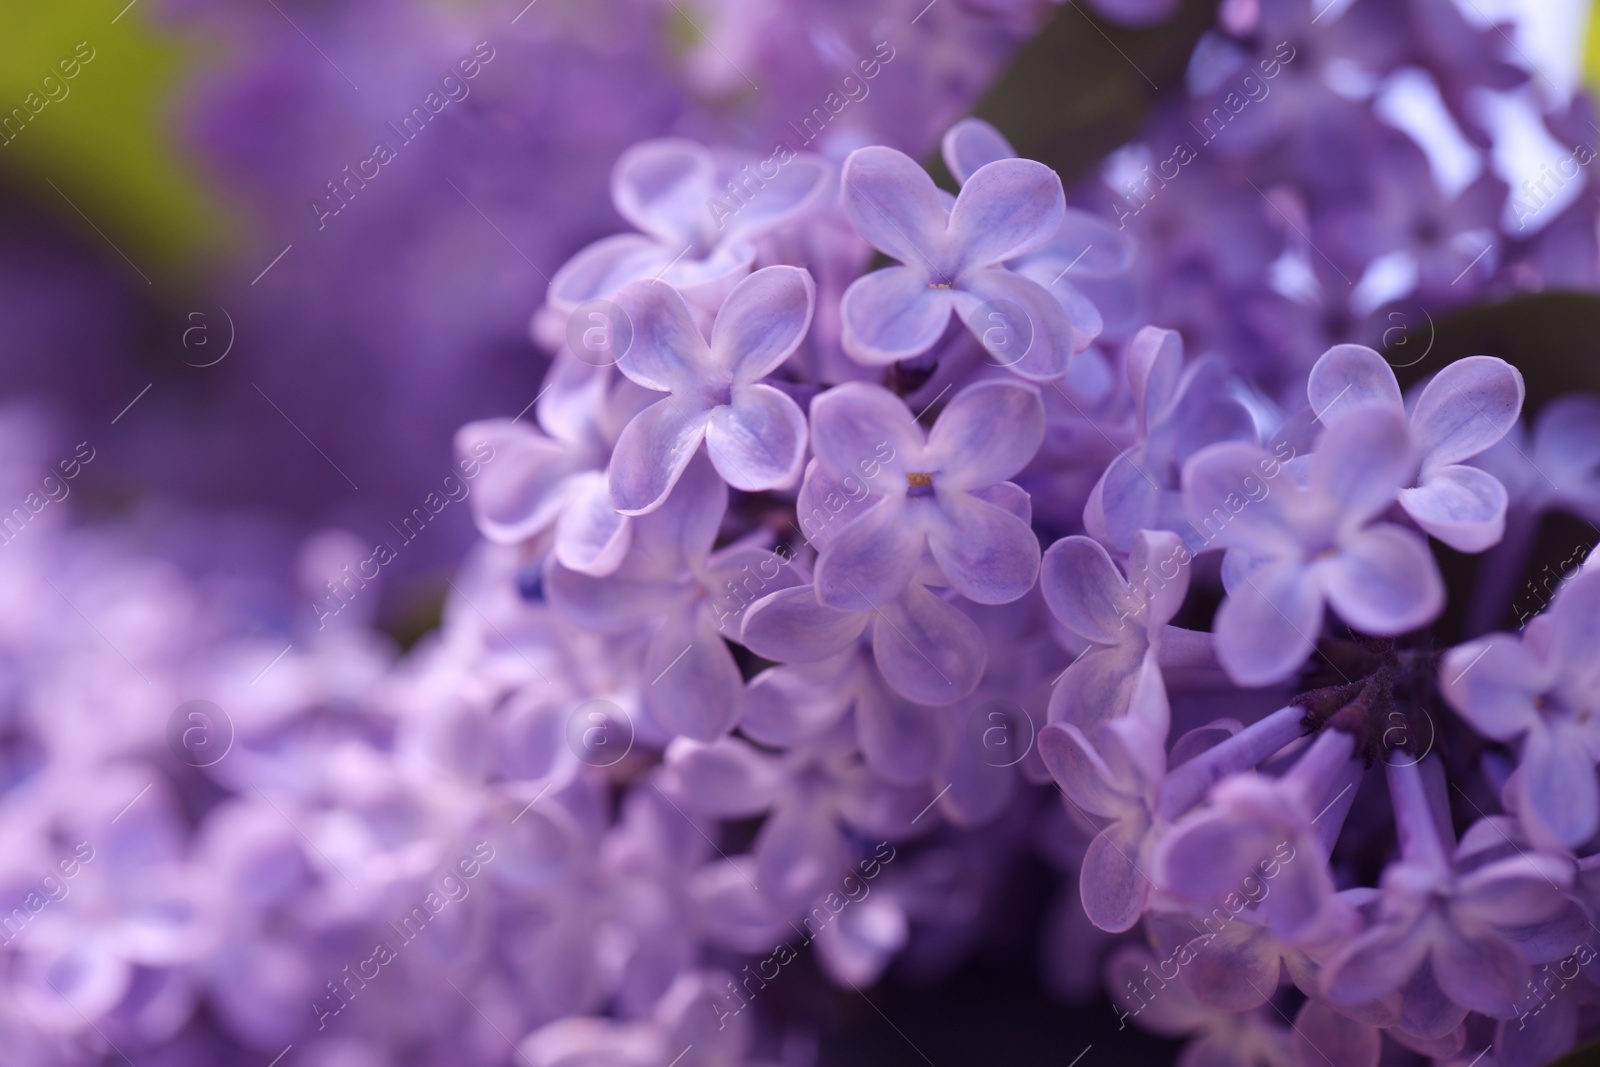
[549,455,799,739]
[1307,344,1524,552]
[1040,529,1214,735]
[662,729,925,914]
[608,265,815,514]
[1183,404,1444,686]
[546,139,830,313]
[1084,326,1257,551]
[741,575,987,708]
[1319,761,1584,1034]
[1106,945,1298,1067]
[1474,394,1600,525]
[808,379,1045,611]
[740,456,992,707]
[1152,729,1362,945]
[941,118,1135,350]
[837,145,1090,380]
[1039,685,1167,931]
[1440,566,1600,849]
[459,354,653,575]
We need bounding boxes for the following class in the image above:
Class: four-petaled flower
[808,379,1045,613]
[837,145,1089,381]
[1183,404,1444,686]
[1308,343,1523,552]
[1441,565,1600,849]
[609,265,815,515]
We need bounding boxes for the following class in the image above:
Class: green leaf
[0,2,232,279]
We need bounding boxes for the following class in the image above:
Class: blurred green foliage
[0,2,231,276]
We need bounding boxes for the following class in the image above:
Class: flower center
[928,282,952,290]
[906,471,934,497]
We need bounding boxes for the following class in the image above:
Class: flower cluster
[5,0,1600,1066]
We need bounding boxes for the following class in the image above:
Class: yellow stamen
[907,472,933,488]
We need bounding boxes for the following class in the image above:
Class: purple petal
[808,381,923,481]
[1215,561,1322,686]
[719,154,830,244]
[553,471,632,576]
[1309,405,1414,526]
[942,731,1015,827]
[856,681,943,784]
[925,379,1046,490]
[948,158,1066,268]
[459,419,581,543]
[641,451,728,570]
[1411,355,1524,473]
[706,383,808,491]
[615,278,713,393]
[1321,524,1443,635]
[1438,635,1542,740]
[1184,922,1279,1011]
[741,585,868,662]
[546,233,673,310]
[664,737,785,817]
[611,137,715,246]
[644,609,744,740]
[839,145,948,266]
[1040,535,1131,646]
[544,562,678,634]
[1049,642,1144,733]
[1321,923,1430,1005]
[708,265,815,383]
[743,660,854,746]
[1430,929,1529,1018]
[754,798,846,913]
[1128,325,1184,436]
[872,582,986,705]
[1399,464,1508,552]
[941,117,1016,185]
[1183,442,1297,552]
[1306,344,1403,424]
[1519,722,1600,848]
[927,491,1041,605]
[1547,567,1600,671]
[607,398,711,516]
[1129,530,1190,628]
[813,498,923,612]
[1095,448,1170,551]
[957,267,1077,380]
[1029,210,1135,279]
[1080,829,1148,932]
[840,266,955,365]
[1294,999,1381,1067]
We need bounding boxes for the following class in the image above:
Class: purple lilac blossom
[14,0,1600,1062]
